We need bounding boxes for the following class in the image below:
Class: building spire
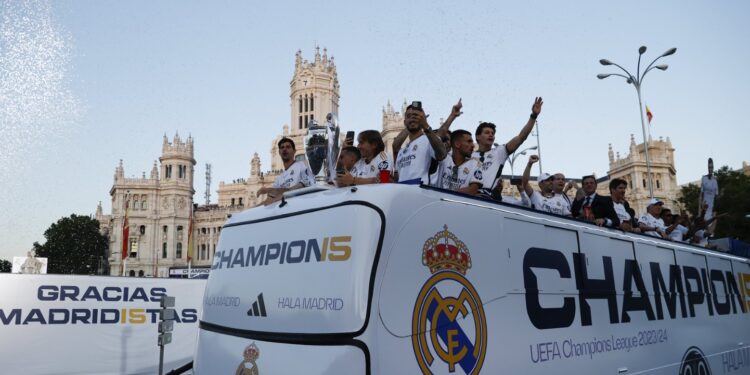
[608,143,614,164]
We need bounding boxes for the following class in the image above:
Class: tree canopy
[33,214,108,274]
[0,259,11,273]
[679,166,750,242]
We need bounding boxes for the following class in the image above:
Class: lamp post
[508,145,539,179]
[597,46,676,200]
[532,121,542,175]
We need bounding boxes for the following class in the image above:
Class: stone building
[99,133,196,277]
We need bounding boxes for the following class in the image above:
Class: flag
[645,105,653,124]
[186,205,194,263]
[121,198,130,274]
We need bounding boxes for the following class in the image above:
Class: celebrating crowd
[258,98,723,248]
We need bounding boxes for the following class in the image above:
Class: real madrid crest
[412,225,487,375]
[236,342,260,375]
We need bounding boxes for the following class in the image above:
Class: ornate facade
[99,47,686,277]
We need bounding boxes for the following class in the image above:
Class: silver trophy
[304,113,340,185]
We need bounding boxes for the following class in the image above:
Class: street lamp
[598,46,676,200]
[508,145,538,178]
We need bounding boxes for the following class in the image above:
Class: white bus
[193,184,750,374]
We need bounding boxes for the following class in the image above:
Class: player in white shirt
[336,130,393,186]
[521,155,572,216]
[472,97,544,198]
[258,138,313,204]
[391,101,448,185]
[432,130,484,195]
[639,199,667,238]
[699,158,719,221]
[662,209,688,242]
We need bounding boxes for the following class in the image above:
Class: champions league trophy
[304,113,340,186]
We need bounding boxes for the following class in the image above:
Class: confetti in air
[0,0,80,179]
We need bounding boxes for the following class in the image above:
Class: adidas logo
[247,293,267,317]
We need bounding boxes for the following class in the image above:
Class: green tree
[33,214,108,274]
[0,259,11,273]
[678,183,701,218]
[679,166,750,242]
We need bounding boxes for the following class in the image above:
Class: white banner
[0,274,206,374]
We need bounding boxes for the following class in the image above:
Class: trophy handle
[326,113,341,182]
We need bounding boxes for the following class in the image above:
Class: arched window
[139,225,146,235]
[141,195,147,209]
[304,115,308,128]
[129,239,138,258]
[656,180,661,189]
[129,270,135,277]
[642,179,646,188]
[201,244,207,260]
[299,96,303,112]
[299,116,303,129]
[138,270,144,277]
[310,95,314,111]
[304,94,309,112]
[162,243,167,258]
[176,243,183,259]
[133,196,139,210]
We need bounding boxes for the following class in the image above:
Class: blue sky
[1,0,749,260]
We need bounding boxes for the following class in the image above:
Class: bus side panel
[377,201,508,374]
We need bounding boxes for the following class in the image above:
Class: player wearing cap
[639,199,667,238]
[391,101,448,185]
[258,137,314,204]
[521,155,572,216]
[432,130,484,195]
[699,158,719,221]
[337,130,393,186]
[473,97,544,198]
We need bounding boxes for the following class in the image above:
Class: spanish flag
[121,199,129,274]
[646,105,653,124]
[186,206,194,263]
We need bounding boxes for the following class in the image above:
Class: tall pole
[636,85,655,199]
[598,46,676,202]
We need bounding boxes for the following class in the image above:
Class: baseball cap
[538,173,553,182]
[648,198,664,207]
[406,101,424,113]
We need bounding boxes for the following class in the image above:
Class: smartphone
[345,131,355,143]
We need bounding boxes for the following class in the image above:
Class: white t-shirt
[701,175,719,220]
[352,151,393,180]
[613,202,632,223]
[472,144,509,190]
[502,192,531,207]
[272,161,314,189]
[396,134,436,184]
[432,154,484,191]
[639,213,665,238]
[669,224,688,242]
[529,191,571,216]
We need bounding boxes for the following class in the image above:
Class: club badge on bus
[236,342,260,375]
[412,225,487,375]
